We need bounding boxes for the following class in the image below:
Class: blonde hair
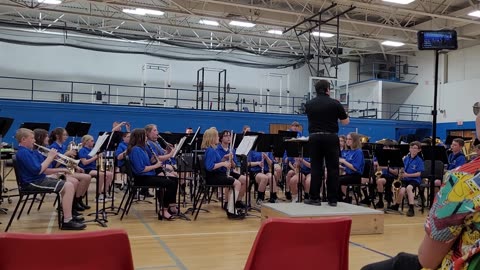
[15,128,34,143]
[201,128,218,149]
[81,135,94,145]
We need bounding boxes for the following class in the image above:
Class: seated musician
[112,121,131,132]
[387,141,424,217]
[248,150,278,205]
[78,134,114,202]
[338,132,366,203]
[202,128,244,219]
[216,130,246,208]
[433,138,466,190]
[375,139,398,209]
[288,121,303,137]
[49,127,92,210]
[145,124,178,178]
[115,131,130,187]
[362,114,480,270]
[128,128,178,220]
[15,128,86,230]
[338,135,347,176]
[287,157,311,202]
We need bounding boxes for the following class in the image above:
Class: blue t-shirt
[447,152,466,170]
[78,147,96,171]
[49,142,68,168]
[403,154,424,183]
[128,146,155,176]
[16,146,46,185]
[204,146,225,173]
[248,151,274,173]
[215,144,238,167]
[115,141,128,167]
[343,149,364,175]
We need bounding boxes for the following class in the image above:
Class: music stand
[284,137,309,202]
[254,133,283,203]
[375,149,404,215]
[235,134,259,216]
[168,136,191,221]
[0,117,13,216]
[65,121,91,142]
[421,145,448,164]
[19,122,50,131]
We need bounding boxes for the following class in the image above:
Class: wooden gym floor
[0,174,426,270]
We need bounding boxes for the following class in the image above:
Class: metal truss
[0,0,478,57]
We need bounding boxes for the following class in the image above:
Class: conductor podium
[261,202,384,235]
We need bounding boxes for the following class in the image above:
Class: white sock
[228,190,239,213]
[64,217,72,223]
[291,194,298,203]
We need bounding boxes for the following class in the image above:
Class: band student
[15,128,86,230]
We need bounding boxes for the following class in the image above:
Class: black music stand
[0,117,14,216]
[168,136,191,221]
[421,146,448,164]
[65,121,91,143]
[85,132,112,227]
[254,133,283,203]
[277,131,297,198]
[235,133,259,216]
[20,122,50,131]
[284,137,310,202]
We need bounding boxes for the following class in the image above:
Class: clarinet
[157,135,174,151]
[146,142,165,175]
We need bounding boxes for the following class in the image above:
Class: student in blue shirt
[115,132,130,170]
[216,130,247,208]
[145,124,178,178]
[287,157,311,202]
[387,141,424,217]
[339,132,366,203]
[248,150,277,205]
[15,128,85,230]
[78,134,113,202]
[202,128,244,219]
[433,138,466,191]
[127,128,178,220]
[374,139,399,209]
[49,127,92,210]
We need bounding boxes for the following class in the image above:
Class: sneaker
[73,215,85,223]
[285,191,292,201]
[61,220,86,230]
[235,201,246,209]
[96,195,112,202]
[387,204,399,211]
[406,207,415,217]
[375,201,384,209]
[268,198,277,203]
[227,209,245,220]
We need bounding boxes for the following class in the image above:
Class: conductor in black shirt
[304,80,350,207]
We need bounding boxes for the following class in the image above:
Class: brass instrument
[357,134,370,143]
[375,170,383,178]
[392,168,404,191]
[35,143,79,174]
[67,141,82,152]
[463,139,476,161]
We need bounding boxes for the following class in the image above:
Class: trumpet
[35,143,80,173]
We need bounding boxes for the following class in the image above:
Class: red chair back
[244,217,352,270]
[0,229,134,270]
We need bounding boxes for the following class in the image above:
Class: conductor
[304,80,349,207]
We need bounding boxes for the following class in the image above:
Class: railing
[0,75,306,114]
[347,100,432,121]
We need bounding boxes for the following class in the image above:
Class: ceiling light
[123,8,164,16]
[229,21,256,28]
[267,30,283,35]
[382,0,415,4]
[37,0,62,4]
[468,10,480,18]
[312,32,334,38]
[199,20,219,26]
[381,40,405,47]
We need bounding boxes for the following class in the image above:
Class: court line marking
[135,265,178,270]
[350,241,393,258]
[129,230,258,239]
[46,210,57,234]
[132,207,188,270]
[385,222,424,227]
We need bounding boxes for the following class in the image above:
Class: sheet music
[173,136,187,157]
[285,136,309,142]
[88,133,109,156]
[236,135,257,156]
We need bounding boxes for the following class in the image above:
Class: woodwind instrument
[157,134,173,151]
[146,142,161,165]
[227,130,234,177]
[261,153,265,174]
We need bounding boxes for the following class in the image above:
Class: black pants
[309,133,339,202]
[361,252,422,270]
[135,176,178,207]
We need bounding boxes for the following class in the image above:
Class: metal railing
[0,75,306,114]
[347,100,432,121]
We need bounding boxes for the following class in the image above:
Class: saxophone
[392,168,404,191]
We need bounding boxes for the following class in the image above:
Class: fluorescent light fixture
[229,21,256,28]
[199,20,219,26]
[312,32,334,38]
[37,0,62,4]
[468,10,480,18]
[267,30,283,35]
[381,40,405,47]
[382,0,415,4]
[123,8,164,16]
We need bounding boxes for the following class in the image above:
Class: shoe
[72,208,82,217]
[73,200,85,211]
[344,197,353,204]
[387,204,399,211]
[227,210,245,220]
[256,199,263,206]
[73,215,85,222]
[268,198,277,203]
[304,198,322,206]
[78,198,91,210]
[359,198,371,206]
[285,192,292,201]
[61,220,86,230]
[328,201,337,207]
[168,206,179,215]
[158,212,175,221]
[235,201,246,209]
[375,201,384,209]
[406,207,415,217]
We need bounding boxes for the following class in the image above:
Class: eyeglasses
[409,146,419,149]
